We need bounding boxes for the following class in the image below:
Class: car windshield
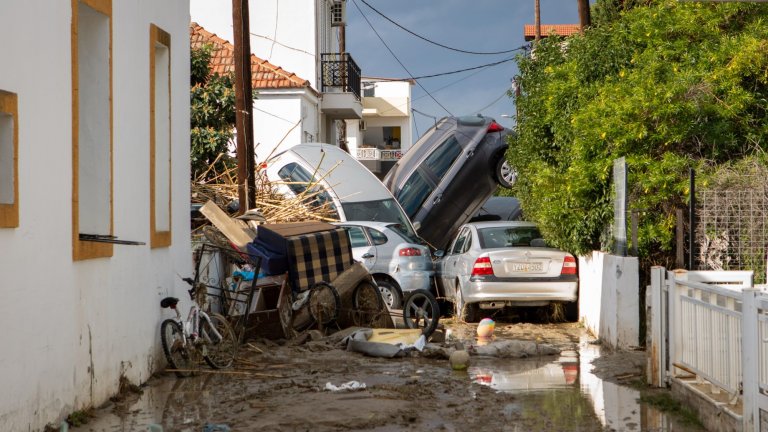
[387,223,426,245]
[277,162,339,218]
[341,199,417,237]
[478,226,544,249]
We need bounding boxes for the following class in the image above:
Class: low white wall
[579,251,639,349]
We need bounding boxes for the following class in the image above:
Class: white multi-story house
[0,1,191,429]
[346,77,414,179]
[191,0,363,161]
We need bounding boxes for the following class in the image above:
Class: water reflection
[468,339,693,431]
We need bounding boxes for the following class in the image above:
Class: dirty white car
[435,221,578,322]
[335,221,433,309]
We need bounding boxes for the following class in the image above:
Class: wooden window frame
[0,90,19,228]
[71,0,113,260]
[149,24,172,248]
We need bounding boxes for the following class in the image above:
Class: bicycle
[159,280,238,377]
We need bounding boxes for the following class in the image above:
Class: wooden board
[199,200,255,249]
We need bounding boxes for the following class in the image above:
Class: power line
[406,56,519,80]
[351,0,452,116]
[358,0,525,55]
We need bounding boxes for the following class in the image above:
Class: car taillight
[487,121,504,133]
[399,247,422,257]
[561,256,577,275]
[471,256,494,276]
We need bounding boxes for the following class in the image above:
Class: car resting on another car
[334,221,433,309]
[383,115,515,251]
[435,221,578,323]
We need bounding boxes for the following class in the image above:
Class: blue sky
[345,0,583,138]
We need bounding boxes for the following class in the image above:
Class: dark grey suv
[382,115,514,250]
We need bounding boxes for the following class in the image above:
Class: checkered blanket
[287,228,354,293]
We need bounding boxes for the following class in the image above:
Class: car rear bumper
[394,270,434,293]
[463,279,578,304]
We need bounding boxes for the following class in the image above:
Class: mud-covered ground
[71,318,690,432]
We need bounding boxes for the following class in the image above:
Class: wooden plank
[199,200,254,249]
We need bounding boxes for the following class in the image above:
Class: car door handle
[432,194,442,205]
[362,253,374,258]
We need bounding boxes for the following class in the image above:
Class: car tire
[455,284,479,323]
[495,156,516,189]
[565,300,578,322]
[374,278,402,309]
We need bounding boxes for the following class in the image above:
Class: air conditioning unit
[359,120,367,131]
[330,0,346,27]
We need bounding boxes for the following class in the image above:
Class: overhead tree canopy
[508,0,768,262]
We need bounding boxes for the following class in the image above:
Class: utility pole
[232,0,256,212]
[577,0,591,29]
[534,0,541,41]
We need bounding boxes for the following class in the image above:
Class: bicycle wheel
[308,282,340,326]
[200,313,237,369]
[160,319,194,377]
[403,289,440,338]
[352,280,384,327]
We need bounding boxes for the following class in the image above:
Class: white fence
[648,267,768,431]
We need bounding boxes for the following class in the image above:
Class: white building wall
[191,0,335,92]
[254,91,320,161]
[0,1,191,430]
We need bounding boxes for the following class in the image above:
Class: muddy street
[71,320,699,432]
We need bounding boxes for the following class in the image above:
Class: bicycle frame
[167,300,224,349]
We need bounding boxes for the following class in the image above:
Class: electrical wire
[406,56,519,80]
[351,0,452,116]
[358,0,525,55]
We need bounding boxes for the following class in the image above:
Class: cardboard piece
[199,201,256,249]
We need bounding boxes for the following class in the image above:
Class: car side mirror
[434,250,445,258]
[530,238,547,248]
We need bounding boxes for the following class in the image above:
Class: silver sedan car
[436,221,578,322]
[335,221,434,309]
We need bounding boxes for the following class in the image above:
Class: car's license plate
[510,262,543,272]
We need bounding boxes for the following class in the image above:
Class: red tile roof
[190,22,315,94]
[524,24,582,41]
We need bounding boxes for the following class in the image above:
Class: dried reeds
[191,153,339,225]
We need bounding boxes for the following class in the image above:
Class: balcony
[321,53,362,119]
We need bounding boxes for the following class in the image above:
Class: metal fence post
[742,289,760,432]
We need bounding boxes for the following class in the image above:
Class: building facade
[0,1,191,429]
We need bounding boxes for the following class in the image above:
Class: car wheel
[455,284,478,323]
[495,156,516,188]
[375,279,402,309]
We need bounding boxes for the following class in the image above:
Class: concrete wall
[579,251,640,349]
[0,1,191,430]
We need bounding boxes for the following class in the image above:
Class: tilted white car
[436,221,578,322]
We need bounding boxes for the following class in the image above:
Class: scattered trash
[324,381,367,392]
[477,318,495,338]
[344,328,426,358]
[449,350,471,371]
[147,424,163,432]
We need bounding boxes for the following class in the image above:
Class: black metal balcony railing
[321,53,361,100]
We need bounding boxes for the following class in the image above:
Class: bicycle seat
[160,297,179,309]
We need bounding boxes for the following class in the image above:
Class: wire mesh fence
[695,187,768,284]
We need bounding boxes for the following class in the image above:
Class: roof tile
[190,22,315,93]
[523,24,582,41]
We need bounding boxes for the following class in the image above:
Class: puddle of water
[467,338,697,432]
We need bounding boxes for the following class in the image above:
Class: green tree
[190,44,245,180]
[509,0,768,262]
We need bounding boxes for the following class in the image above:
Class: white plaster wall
[191,0,325,89]
[253,91,320,161]
[0,1,191,430]
[578,251,640,349]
